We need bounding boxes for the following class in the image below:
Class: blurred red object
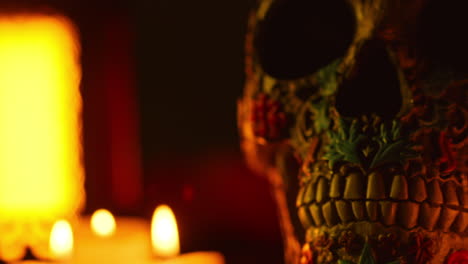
[82,14,143,214]
[145,150,282,251]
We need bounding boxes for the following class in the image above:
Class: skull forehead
[349,0,425,38]
[253,0,429,82]
[258,0,426,40]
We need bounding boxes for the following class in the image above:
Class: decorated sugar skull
[238,0,468,263]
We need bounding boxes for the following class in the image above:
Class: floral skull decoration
[237,0,468,263]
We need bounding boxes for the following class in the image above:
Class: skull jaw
[296,158,468,264]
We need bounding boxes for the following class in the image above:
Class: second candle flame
[151,205,180,258]
[49,220,73,259]
[90,209,116,237]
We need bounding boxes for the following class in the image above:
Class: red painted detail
[446,250,468,264]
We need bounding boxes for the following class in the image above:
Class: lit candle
[151,205,179,258]
[149,205,225,264]
[10,220,74,264]
[49,220,73,260]
[74,210,150,263]
[90,209,116,237]
[0,14,84,262]
[21,208,225,264]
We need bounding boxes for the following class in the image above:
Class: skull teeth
[344,172,365,199]
[302,179,316,204]
[336,200,354,223]
[380,201,397,226]
[390,175,408,200]
[438,207,459,232]
[309,204,324,226]
[298,206,314,229]
[397,201,420,229]
[316,177,329,203]
[297,171,468,233]
[408,176,427,202]
[352,201,366,220]
[427,180,444,205]
[452,212,468,233]
[330,173,344,198]
[366,171,386,199]
[419,202,441,231]
[366,201,379,221]
[322,201,339,227]
[443,181,459,207]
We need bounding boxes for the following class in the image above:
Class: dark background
[2,0,284,263]
[134,2,284,262]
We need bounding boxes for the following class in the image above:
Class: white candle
[73,216,151,263]
[152,252,225,264]
[15,208,225,264]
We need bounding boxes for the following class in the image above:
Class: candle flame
[151,205,180,258]
[49,220,73,259]
[90,209,116,237]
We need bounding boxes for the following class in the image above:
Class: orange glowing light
[49,220,73,259]
[0,14,83,219]
[90,209,116,237]
[151,205,180,258]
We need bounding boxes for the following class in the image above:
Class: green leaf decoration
[385,261,401,264]
[309,98,330,134]
[325,118,420,171]
[370,121,419,168]
[324,119,365,169]
[358,243,376,264]
[316,60,340,96]
[338,260,355,264]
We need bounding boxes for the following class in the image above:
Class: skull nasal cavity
[335,43,401,119]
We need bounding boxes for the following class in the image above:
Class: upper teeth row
[296,171,468,233]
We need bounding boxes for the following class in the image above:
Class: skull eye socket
[255,0,355,80]
[418,1,468,69]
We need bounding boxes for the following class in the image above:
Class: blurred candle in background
[0,14,83,261]
[49,220,74,260]
[74,210,150,263]
[90,209,116,237]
